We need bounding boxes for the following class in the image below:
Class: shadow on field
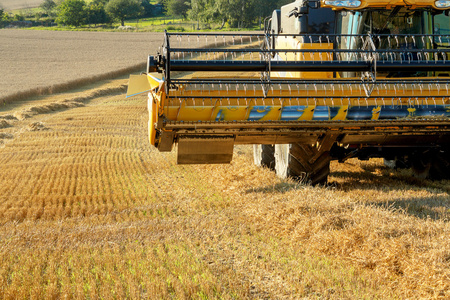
[330,167,450,194]
[366,195,450,221]
[329,167,450,221]
[245,182,306,194]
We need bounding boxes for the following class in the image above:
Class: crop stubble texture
[0,81,448,298]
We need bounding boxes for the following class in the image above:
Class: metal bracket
[163,30,171,94]
[308,133,339,164]
[261,32,272,98]
[361,34,377,97]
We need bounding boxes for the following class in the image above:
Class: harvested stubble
[27,121,47,131]
[0,119,10,128]
[0,81,448,299]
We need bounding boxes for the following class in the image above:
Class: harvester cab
[128,0,450,184]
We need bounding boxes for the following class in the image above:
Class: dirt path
[0,80,448,298]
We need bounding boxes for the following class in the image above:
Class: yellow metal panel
[296,42,334,79]
[177,136,234,164]
[177,106,215,121]
[212,106,248,121]
[332,106,349,121]
[298,106,316,120]
[127,74,163,98]
[273,36,334,79]
[148,95,157,146]
[165,106,179,120]
[371,107,381,120]
[258,106,282,121]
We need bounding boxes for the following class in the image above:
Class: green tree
[141,0,153,18]
[1,9,12,24]
[278,0,294,6]
[13,13,25,21]
[87,1,109,26]
[56,0,87,26]
[166,0,190,19]
[158,0,168,9]
[257,0,282,29]
[40,0,57,16]
[186,0,287,29]
[0,8,4,27]
[105,0,143,26]
[188,0,218,23]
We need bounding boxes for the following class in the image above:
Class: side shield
[126,74,163,98]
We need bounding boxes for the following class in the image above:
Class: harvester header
[128,0,450,184]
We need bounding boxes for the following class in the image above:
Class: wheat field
[0,75,448,299]
[0,30,164,104]
[0,0,44,10]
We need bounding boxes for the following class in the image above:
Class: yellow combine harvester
[128,0,450,184]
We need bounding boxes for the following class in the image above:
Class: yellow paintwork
[274,36,334,79]
[148,94,158,146]
[127,0,450,148]
[177,106,215,121]
[166,83,450,104]
[127,74,163,98]
[333,106,350,120]
[298,106,316,120]
[156,84,449,124]
[321,0,449,9]
[407,107,417,117]
[371,107,381,120]
[142,81,450,146]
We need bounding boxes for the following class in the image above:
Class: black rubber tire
[275,143,331,185]
[429,148,450,180]
[384,159,397,169]
[253,145,275,170]
[384,157,410,169]
[411,148,450,180]
[411,153,432,179]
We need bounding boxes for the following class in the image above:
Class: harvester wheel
[253,145,275,170]
[429,148,450,180]
[384,157,409,169]
[274,143,331,185]
[411,148,450,180]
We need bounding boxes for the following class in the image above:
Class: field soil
[0,0,44,10]
[0,30,164,103]
[0,77,448,298]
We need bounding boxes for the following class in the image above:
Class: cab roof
[321,0,447,10]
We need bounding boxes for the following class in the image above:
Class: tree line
[1,0,293,28]
[46,0,152,27]
[165,0,292,28]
